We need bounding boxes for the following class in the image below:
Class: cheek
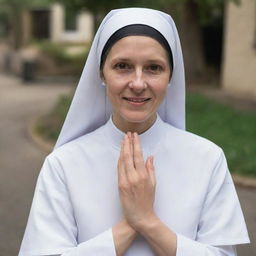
[153,86,168,105]
[152,78,169,96]
[156,90,167,103]
[105,75,128,96]
[106,83,123,105]
[150,73,170,85]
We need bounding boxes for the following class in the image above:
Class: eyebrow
[110,58,131,63]
[110,57,168,65]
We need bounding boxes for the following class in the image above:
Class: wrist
[132,214,161,234]
[112,219,137,256]
[113,219,137,241]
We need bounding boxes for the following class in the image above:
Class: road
[0,73,255,255]
[0,74,72,256]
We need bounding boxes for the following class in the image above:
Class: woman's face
[102,35,171,128]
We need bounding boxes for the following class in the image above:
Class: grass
[37,92,256,177]
[35,94,72,142]
[186,93,256,177]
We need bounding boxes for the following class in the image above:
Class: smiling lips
[122,97,151,106]
[123,97,150,103]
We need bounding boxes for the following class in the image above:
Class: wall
[50,3,93,43]
[222,0,256,98]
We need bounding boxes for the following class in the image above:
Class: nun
[19,8,250,256]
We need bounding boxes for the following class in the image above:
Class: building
[22,3,93,44]
[0,3,93,76]
[222,0,256,98]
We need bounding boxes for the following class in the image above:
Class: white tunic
[19,116,250,256]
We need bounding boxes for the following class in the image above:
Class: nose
[128,68,147,92]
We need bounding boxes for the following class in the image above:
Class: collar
[102,114,167,153]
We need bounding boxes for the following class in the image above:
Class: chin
[120,110,155,124]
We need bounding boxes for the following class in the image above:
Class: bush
[33,41,89,75]
[37,92,256,177]
[36,94,72,141]
[187,93,256,177]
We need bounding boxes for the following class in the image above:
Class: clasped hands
[117,132,157,232]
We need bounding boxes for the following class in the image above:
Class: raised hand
[114,132,177,256]
[117,132,157,230]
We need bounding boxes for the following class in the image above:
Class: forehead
[107,35,168,59]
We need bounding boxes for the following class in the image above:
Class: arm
[117,133,248,256]
[136,216,177,256]
[117,132,177,256]
[111,214,236,256]
[112,219,137,256]
[19,155,118,256]
[135,216,237,256]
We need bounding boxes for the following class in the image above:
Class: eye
[114,62,131,70]
[145,64,163,73]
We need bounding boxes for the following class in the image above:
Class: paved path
[236,186,256,255]
[0,73,255,255]
[0,74,72,256]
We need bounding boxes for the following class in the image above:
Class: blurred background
[0,0,255,255]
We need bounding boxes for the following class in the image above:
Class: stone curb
[28,117,256,189]
[28,116,54,154]
[232,175,256,189]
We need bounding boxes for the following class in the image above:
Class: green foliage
[0,0,52,48]
[52,0,236,25]
[34,40,88,69]
[177,0,241,24]
[0,0,51,7]
[30,40,89,75]
[0,0,52,20]
[36,41,69,63]
[38,91,256,177]
[51,0,168,14]
[36,94,73,141]
[0,0,33,11]
[0,11,8,37]
[187,93,256,177]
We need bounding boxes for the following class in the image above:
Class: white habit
[19,115,250,255]
[19,7,250,256]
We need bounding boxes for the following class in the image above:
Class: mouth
[123,97,151,103]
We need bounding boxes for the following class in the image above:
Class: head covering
[100,24,173,69]
[54,8,186,149]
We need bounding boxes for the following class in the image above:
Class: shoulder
[161,123,229,190]
[44,125,107,172]
[50,125,105,158]
[163,122,223,162]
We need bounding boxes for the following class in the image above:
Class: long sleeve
[175,150,250,256]
[18,155,117,256]
[60,229,116,255]
[177,234,237,255]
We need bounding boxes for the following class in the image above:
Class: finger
[146,156,156,186]
[128,132,134,164]
[118,139,128,186]
[119,138,125,162]
[123,134,135,173]
[133,132,145,171]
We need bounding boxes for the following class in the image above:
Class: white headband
[54,8,186,149]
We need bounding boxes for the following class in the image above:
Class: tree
[0,0,51,49]
[53,0,239,82]
[174,0,231,82]
[157,0,239,82]
[50,0,169,32]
